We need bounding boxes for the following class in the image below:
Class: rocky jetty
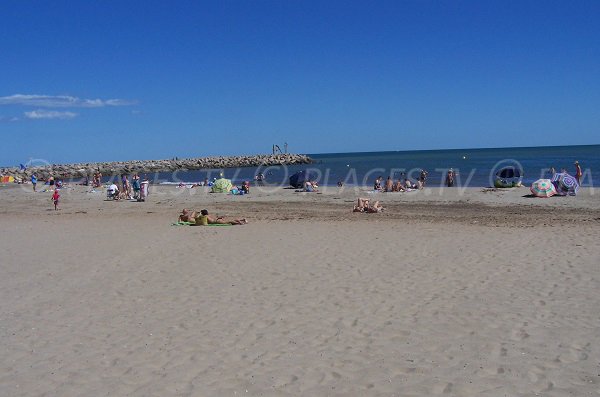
[2,154,312,181]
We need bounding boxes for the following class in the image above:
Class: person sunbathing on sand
[179,208,197,222]
[304,181,318,192]
[198,209,248,225]
[353,198,384,213]
[393,180,405,192]
[404,178,417,190]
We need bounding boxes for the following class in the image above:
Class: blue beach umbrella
[551,173,579,196]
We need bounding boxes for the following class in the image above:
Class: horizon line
[307,143,600,157]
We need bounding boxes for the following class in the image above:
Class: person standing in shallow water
[446,168,455,187]
[574,161,583,185]
[419,169,428,188]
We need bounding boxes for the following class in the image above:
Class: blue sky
[1,0,598,165]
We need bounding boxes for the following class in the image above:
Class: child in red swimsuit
[52,190,60,211]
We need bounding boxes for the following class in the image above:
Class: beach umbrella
[211,178,232,193]
[289,170,317,188]
[551,172,579,196]
[530,179,556,198]
[496,167,521,179]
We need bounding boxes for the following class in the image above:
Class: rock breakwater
[2,154,312,181]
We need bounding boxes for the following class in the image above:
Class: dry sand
[1,183,599,396]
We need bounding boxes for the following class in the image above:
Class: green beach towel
[171,221,232,227]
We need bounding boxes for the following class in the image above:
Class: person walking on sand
[574,161,583,185]
[52,189,60,210]
[31,174,37,192]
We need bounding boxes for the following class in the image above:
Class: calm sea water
[154,144,599,188]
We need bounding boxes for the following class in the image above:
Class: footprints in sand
[510,323,530,341]
[555,342,591,364]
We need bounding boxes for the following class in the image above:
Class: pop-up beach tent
[494,166,523,188]
[289,170,317,188]
[496,167,521,179]
[211,178,233,193]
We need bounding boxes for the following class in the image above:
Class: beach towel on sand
[171,221,232,227]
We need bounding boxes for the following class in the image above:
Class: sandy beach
[1,183,599,396]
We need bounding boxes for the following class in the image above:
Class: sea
[155,144,598,188]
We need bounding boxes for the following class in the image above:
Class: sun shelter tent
[289,170,318,189]
[211,178,233,193]
[494,167,522,188]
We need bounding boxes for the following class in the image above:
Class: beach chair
[107,189,118,200]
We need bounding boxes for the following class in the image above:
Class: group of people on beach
[373,168,459,191]
[177,179,251,195]
[29,174,63,192]
[26,173,62,210]
[373,175,421,192]
[12,159,588,216]
[548,161,583,185]
[106,174,149,201]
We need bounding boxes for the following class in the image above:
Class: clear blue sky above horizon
[1,0,598,165]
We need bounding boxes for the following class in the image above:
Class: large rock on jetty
[1,154,312,181]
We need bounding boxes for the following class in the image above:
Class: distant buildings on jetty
[2,154,312,181]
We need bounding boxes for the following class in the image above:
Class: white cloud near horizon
[24,110,78,120]
[0,94,138,108]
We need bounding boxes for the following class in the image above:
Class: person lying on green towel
[196,209,247,225]
[179,208,197,223]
